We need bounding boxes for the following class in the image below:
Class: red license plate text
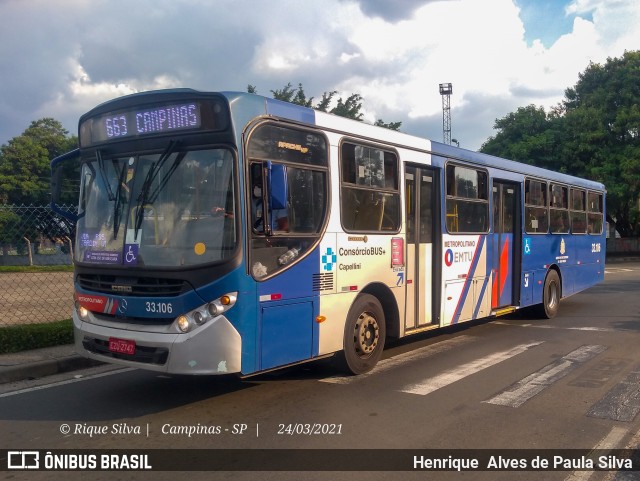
[108,337,136,355]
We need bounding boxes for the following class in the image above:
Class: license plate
[108,337,136,355]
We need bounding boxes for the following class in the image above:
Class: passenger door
[491,180,522,308]
[404,165,438,330]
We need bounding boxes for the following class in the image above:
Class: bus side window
[247,123,329,279]
[445,164,488,234]
[340,142,400,233]
[525,178,549,234]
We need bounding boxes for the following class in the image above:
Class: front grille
[77,274,190,297]
[83,337,169,365]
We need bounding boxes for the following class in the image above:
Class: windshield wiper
[112,161,128,240]
[95,149,127,238]
[96,150,116,201]
[133,140,181,241]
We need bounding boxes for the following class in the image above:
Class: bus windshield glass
[76,147,237,268]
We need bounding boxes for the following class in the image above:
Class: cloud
[345,0,448,23]
[1,0,640,151]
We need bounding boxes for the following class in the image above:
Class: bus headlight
[193,311,205,325]
[174,292,237,333]
[177,315,190,333]
[75,300,90,321]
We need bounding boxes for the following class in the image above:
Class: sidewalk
[0,344,102,384]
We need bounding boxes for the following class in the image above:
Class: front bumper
[73,311,242,375]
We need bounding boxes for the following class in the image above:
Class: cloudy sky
[1,0,639,151]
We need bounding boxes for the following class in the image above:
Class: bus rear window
[587,191,604,234]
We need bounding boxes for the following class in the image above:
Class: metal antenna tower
[439,83,453,145]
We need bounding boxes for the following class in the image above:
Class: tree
[480,51,640,236]
[271,82,314,108]
[331,93,364,120]
[0,118,77,205]
[561,51,640,236]
[375,119,403,131]
[249,83,401,129]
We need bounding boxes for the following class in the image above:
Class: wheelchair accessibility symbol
[524,238,532,255]
[124,244,138,265]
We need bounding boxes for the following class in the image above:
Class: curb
[0,356,104,384]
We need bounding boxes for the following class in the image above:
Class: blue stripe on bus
[474,276,490,319]
[452,236,485,324]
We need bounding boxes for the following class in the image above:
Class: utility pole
[439,83,453,145]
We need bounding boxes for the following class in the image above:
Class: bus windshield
[76,147,237,268]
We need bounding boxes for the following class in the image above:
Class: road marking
[0,368,134,399]
[564,426,629,481]
[605,268,634,274]
[484,345,607,408]
[319,335,477,384]
[398,341,543,396]
[493,321,617,333]
[587,363,640,422]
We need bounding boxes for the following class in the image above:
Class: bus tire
[536,270,561,319]
[337,294,386,375]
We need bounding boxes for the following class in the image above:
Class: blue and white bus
[51,89,606,376]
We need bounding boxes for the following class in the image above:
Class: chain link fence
[0,204,76,327]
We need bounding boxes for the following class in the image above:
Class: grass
[0,265,74,273]
[0,319,74,354]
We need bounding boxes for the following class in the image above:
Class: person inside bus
[251,166,265,232]
[250,164,289,234]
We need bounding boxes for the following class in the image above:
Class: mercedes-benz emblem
[118,298,128,315]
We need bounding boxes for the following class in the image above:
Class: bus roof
[231,90,605,192]
[88,89,604,192]
[428,140,605,191]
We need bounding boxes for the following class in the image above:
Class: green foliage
[0,319,73,354]
[481,50,640,236]
[271,82,315,108]
[0,265,74,273]
[250,82,401,128]
[315,90,337,112]
[0,209,21,246]
[0,118,78,205]
[331,93,364,120]
[375,119,402,131]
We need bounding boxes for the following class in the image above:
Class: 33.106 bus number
[145,302,173,314]
[592,243,602,253]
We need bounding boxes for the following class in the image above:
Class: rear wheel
[337,294,386,375]
[535,270,561,319]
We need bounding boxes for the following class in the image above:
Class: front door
[492,180,521,308]
[404,165,437,330]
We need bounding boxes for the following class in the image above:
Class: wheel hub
[354,312,379,356]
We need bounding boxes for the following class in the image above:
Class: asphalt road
[2,262,640,481]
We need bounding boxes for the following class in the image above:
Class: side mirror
[51,148,81,223]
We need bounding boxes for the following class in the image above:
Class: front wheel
[337,294,386,375]
[535,270,561,319]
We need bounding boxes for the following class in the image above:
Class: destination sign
[82,102,201,145]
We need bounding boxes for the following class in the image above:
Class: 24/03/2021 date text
[277,423,343,435]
